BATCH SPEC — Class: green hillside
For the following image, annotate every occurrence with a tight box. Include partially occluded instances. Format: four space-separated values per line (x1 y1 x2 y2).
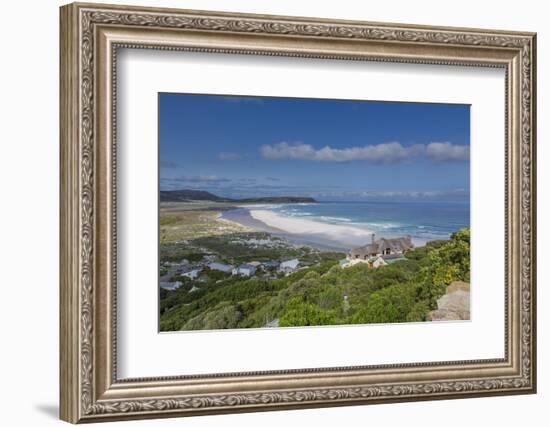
160 228 470 331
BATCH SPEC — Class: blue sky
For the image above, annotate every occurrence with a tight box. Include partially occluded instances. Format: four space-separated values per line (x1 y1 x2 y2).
159 93 470 201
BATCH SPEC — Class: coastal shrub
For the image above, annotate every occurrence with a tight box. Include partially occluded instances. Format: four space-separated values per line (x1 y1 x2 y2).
279 298 337 327
431 262 461 287
240 293 290 328
303 271 321 280
412 228 470 308
159 317 180 331
183 302 243 330
159 283 197 315
185 253 205 262
406 299 431 322
423 229 469 280
159 248 205 263
317 287 343 310
405 240 448 261
237 295 272 313
350 284 416 324
235 294 275 327
168 275 191 283
201 268 231 281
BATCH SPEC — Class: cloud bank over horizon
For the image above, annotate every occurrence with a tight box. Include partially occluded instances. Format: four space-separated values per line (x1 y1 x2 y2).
159 179 470 201
260 141 469 163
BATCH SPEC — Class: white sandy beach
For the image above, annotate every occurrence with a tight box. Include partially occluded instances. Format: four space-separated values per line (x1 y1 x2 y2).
249 209 375 248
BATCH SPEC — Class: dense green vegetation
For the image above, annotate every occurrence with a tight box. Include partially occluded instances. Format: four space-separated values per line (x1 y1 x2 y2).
160 228 470 331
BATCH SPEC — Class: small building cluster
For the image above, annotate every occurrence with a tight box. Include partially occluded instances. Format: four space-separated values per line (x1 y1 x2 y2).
231 258 301 277
342 234 413 269
161 256 303 291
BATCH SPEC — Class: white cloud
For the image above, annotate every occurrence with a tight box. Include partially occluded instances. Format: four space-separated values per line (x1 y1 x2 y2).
260 141 469 163
425 142 470 161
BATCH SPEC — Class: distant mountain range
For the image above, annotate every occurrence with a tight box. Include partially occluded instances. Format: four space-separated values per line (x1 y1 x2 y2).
160 189 317 204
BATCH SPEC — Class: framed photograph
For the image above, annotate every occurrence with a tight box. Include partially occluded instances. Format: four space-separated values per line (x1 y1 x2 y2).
60 2 537 423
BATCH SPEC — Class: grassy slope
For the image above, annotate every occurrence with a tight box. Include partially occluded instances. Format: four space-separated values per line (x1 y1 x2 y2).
160 203 247 243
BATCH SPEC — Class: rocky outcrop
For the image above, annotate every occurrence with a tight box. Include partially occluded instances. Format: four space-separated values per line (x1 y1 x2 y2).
427 281 470 321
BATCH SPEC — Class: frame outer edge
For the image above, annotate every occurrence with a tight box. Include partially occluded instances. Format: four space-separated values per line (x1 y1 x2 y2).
59 2 537 422
60 3 81 424
529 33 537 393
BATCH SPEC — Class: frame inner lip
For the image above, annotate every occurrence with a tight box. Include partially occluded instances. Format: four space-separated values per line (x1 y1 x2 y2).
109 42 511 383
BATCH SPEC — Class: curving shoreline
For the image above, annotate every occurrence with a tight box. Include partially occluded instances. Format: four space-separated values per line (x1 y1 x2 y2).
221 207 374 251
249 209 374 246
222 206 431 250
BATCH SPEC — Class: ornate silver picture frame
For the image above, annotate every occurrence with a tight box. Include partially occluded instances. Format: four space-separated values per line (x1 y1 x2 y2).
60 2 536 423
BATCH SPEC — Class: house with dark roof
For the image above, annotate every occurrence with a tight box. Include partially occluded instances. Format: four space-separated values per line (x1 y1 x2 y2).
348 234 413 260
232 263 257 277
278 258 300 275
208 262 234 273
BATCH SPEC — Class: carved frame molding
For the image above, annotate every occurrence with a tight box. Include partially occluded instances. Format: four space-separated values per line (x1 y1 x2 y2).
60 2 536 423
